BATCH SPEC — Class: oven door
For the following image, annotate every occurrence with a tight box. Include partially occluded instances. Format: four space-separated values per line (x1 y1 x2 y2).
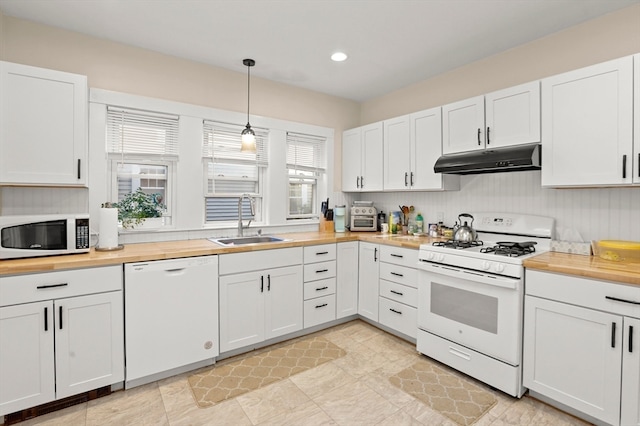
418 261 523 365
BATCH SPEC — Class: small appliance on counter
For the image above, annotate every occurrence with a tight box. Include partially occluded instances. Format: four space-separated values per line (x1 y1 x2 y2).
0 213 90 259
334 206 346 232
350 201 377 232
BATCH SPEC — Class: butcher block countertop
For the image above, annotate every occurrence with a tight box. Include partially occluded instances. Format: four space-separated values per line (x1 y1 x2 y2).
524 252 640 286
0 231 442 276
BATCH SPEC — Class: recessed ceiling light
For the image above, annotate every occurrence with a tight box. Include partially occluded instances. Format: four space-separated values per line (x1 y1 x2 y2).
331 52 348 62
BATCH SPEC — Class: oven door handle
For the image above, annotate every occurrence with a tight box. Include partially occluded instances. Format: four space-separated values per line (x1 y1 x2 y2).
421 263 519 289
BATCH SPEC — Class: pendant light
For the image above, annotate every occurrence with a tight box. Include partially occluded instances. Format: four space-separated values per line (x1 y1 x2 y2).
241 58 256 152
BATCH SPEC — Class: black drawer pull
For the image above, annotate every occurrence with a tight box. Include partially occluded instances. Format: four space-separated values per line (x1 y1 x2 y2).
390 290 404 296
630 325 634 353
390 253 403 258
315 303 328 309
390 272 404 277
316 251 329 255
605 296 640 305
44 307 48 331
316 269 329 273
316 286 329 291
59 306 63 330
611 322 616 348
390 308 402 315
37 283 69 290
261 275 264 292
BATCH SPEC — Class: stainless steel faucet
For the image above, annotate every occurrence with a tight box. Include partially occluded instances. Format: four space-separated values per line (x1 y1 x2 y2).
238 193 255 236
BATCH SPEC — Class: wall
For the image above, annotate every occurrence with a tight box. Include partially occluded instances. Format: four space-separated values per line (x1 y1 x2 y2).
356 4 640 243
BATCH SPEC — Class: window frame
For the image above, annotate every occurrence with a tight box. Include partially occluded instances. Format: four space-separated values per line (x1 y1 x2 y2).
286 132 327 221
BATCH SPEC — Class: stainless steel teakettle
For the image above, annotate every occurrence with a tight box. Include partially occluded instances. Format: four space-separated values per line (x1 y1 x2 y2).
453 213 477 242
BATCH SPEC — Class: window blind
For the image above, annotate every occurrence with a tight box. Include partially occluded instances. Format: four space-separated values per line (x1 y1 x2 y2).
107 107 179 157
286 132 326 173
203 121 268 166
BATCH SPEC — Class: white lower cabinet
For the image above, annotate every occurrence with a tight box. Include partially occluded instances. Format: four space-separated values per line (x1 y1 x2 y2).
358 242 380 321
336 241 359 318
377 246 418 338
303 244 337 328
0 267 123 416
523 270 640 426
219 248 303 353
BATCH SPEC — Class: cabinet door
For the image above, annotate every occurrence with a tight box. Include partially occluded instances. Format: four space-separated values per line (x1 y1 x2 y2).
265 265 303 340
634 54 640 184
336 241 359 319
55 291 124 399
358 242 379 321
361 122 384 191
219 271 265 352
622 316 640 426
342 128 362 191
383 115 411 190
523 296 622 425
0 301 55 416
541 56 633 186
442 95 485 154
0 61 87 186
485 81 540 149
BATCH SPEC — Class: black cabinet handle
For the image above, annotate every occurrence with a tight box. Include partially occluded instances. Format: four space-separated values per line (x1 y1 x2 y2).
623 155 627 179
37 283 68 290
390 290 404 296
404 172 408 187
316 269 329 274
630 325 634 353
390 308 402 315
316 251 329 255
486 127 490 145
77 159 81 179
390 253 403 258
267 274 271 291
410 172 414 186
611 322 616 348
638 153 640 178
477 128 481 145
605 296 640 305
261 275 264 293
316 286 329 291
59 306 63 330
374 247 378 262
315 303 328 309
44 307 48 331
390 272 404 277
361 176 364 188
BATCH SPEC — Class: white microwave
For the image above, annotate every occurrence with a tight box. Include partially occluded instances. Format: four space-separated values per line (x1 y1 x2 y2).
0 214 90 259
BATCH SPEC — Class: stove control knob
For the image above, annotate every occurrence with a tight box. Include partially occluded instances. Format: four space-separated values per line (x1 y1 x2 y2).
494 263 505 273
436 254 445 262
481 261 491 271
425 252 434 261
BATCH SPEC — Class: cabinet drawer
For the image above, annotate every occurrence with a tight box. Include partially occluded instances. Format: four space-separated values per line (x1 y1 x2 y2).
379 280 417 308
304 294 336 328
526 270 640 318
304 244 336 263
379 262 417 288
304 277 336 300
380 245 418 267
379 297 417 338
304 260 336 282
219 247 302 275
0 266 122 307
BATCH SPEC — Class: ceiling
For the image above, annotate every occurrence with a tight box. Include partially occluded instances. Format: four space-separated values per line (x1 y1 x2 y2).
1 0 638 102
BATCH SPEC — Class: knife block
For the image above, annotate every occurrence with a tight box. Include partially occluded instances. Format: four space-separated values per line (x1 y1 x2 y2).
319 217 334 233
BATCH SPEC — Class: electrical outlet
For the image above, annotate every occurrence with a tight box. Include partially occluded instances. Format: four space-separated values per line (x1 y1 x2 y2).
436 212 444 222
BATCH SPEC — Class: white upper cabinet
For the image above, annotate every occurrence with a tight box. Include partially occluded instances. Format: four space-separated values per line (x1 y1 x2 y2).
442 82 540 155
383 115 411 190
0 61 88 186
541 56 634 187
342 122 383 192
634 54 640 184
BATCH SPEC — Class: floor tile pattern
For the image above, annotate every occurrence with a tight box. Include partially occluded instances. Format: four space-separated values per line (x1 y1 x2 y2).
9 320 592 426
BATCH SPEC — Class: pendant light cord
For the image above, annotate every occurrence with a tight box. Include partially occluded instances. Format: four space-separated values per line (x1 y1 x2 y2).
246 64 250 125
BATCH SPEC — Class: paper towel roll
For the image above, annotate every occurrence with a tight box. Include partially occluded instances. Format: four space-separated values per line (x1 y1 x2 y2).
99 208 119 249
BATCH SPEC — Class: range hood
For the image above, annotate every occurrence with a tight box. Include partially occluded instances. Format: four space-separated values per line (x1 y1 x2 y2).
433 144 541 175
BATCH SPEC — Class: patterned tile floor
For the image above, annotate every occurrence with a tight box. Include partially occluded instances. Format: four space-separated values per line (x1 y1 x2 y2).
10 320 590 426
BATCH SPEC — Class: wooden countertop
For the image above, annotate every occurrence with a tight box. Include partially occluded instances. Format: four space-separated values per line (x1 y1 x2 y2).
0 231 442 276
524 251 640 286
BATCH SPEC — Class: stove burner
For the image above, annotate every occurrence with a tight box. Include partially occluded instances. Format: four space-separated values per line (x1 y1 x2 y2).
480 241 537 257
433 240 484 250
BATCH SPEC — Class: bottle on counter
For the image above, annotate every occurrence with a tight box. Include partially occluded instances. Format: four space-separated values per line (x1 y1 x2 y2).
415 213 424 234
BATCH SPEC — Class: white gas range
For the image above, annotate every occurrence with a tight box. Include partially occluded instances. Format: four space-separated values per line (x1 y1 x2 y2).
416 212 554 397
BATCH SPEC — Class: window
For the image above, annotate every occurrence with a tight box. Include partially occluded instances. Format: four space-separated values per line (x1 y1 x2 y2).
286 132 326 219
203 121 268 223
106 107 179 225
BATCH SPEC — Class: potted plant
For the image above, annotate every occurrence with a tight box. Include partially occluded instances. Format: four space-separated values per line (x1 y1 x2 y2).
106 188 165 229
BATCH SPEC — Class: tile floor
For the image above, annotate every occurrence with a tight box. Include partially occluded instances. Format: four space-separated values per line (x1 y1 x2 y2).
11 320 590 426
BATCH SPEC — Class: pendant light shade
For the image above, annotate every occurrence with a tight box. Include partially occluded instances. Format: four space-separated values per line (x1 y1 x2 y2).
241 58 256 153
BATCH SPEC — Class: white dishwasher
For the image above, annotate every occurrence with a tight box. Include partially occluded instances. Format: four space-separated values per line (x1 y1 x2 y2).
124 256 218 387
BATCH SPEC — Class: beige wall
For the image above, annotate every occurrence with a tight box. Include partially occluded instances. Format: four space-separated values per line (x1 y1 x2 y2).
361 3 640 124
0 15 361 191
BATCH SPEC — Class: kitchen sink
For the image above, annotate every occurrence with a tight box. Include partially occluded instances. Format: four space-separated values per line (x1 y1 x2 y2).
208 235 290 246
